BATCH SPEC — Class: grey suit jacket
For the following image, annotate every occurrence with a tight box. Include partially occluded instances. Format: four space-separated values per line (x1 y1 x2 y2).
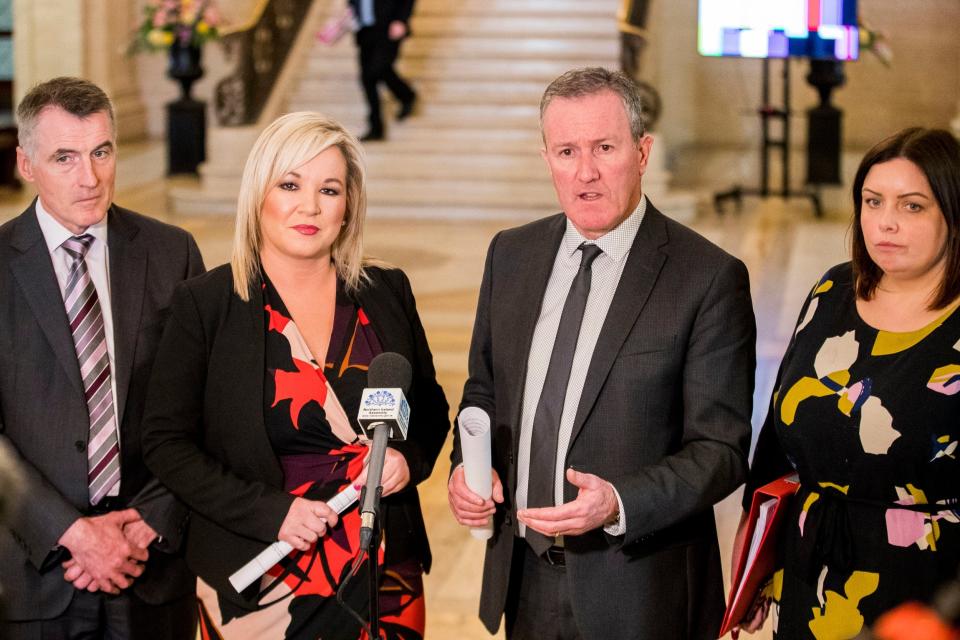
454 202 756 640
0 202 204 620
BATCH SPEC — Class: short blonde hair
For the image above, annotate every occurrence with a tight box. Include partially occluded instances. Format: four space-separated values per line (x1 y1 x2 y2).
231 111 369 300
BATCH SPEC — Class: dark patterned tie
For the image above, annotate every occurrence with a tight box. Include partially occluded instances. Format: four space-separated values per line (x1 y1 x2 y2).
526 242 603 555
61 235 120 505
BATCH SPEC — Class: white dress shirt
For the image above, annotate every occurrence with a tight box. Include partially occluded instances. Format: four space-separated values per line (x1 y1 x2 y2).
516 196 648 539
35 200 120 496
358 0 375 26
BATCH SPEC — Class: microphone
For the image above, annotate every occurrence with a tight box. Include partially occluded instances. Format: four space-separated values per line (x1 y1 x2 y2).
356 352 412 550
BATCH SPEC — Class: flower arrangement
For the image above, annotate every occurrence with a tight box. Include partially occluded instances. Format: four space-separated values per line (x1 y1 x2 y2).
131 0 221 52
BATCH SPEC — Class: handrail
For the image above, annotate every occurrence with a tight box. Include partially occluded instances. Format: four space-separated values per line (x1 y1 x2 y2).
214 0 314 126
219 0 272 37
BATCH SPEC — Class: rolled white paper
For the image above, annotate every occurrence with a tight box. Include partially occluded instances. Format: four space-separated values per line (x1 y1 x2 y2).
458 406 494 540
228 484 360 593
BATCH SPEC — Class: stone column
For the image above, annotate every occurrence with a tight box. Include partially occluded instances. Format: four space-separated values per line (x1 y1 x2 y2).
13 0 147 142
84 0 148 141
13 0 84 102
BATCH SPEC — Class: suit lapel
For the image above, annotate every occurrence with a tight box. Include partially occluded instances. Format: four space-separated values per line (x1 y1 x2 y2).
8 205 85 396
567 205 669 451
242 279 281 484
504 216 566 462
108 207 147 428
354 283 389 356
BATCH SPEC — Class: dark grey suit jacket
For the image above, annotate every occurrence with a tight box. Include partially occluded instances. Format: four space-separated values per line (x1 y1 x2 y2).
454 202 756 640
0 202 204 620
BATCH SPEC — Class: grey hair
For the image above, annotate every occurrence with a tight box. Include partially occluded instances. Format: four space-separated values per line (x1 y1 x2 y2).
16 77 116 157
539 67 646 143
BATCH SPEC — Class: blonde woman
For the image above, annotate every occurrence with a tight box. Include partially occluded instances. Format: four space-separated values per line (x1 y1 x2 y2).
142 112 448 638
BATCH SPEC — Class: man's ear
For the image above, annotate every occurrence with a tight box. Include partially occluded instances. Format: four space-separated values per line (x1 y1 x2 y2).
16 147 34 184
636 135 654 176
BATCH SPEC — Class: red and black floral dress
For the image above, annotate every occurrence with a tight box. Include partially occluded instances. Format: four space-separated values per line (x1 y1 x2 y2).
197 276 425 640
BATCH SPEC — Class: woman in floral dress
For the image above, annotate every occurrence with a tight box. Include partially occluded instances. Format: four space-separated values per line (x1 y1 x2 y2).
142 112 449 639
739 128 960 639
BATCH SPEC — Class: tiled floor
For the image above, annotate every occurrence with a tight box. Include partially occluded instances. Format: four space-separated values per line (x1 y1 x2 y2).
1 175 851 639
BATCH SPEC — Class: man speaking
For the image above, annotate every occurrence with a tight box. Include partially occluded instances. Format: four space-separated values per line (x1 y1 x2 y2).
448 67 756 639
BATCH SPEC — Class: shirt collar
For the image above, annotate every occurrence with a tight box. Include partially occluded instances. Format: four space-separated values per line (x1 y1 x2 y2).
561 196 647 265
35 198 109 254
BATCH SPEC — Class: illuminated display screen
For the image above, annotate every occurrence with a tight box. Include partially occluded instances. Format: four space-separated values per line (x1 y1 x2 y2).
698 0 858 60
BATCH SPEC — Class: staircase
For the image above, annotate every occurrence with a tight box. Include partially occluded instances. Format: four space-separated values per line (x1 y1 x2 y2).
283 0 621 219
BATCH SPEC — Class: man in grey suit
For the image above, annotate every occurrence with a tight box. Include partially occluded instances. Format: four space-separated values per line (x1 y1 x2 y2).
448 67 756 639
0 77 204 638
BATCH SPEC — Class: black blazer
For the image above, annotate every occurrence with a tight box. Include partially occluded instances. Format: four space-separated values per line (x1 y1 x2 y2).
141 263 449 608
0 202 204 620
455 203 756 640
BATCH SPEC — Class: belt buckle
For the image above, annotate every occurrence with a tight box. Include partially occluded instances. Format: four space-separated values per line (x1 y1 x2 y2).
542 546 565 566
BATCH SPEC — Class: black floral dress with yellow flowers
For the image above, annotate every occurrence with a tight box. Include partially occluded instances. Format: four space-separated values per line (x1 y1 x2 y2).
746 263 960 639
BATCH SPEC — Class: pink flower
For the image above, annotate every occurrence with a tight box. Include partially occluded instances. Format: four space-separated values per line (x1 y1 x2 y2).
885 508 928 548
202 5 220 27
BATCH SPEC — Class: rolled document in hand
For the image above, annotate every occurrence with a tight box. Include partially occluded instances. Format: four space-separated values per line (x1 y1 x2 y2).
458 406 493 540
228 484 360 593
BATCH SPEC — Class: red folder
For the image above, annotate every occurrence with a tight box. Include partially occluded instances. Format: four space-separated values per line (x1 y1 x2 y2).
719 473 800 638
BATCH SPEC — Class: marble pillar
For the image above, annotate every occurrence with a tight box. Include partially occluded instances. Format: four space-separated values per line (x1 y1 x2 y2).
13 0 147 142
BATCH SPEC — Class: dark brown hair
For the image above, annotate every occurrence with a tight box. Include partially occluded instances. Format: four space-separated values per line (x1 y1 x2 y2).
16 76 115 156
851 127 960 309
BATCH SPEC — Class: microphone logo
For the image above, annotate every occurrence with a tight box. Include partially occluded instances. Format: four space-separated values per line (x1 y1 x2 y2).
357 387 410 440
365 389 398 408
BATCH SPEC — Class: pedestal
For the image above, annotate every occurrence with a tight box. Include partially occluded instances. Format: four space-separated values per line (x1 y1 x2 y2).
167 99 206 175
805 60 845 186
806 105 842 185
166 43 206 175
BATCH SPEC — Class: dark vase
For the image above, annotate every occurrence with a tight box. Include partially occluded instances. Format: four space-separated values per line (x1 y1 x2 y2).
167 41 204 102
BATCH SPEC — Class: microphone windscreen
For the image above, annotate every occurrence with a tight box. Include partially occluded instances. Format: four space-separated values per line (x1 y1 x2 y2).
367 352 413 393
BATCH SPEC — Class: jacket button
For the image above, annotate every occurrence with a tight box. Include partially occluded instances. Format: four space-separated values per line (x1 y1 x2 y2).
505 515 512 526
75 440 85 452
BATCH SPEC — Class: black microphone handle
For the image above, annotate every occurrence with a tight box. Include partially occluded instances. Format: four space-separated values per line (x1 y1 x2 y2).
359 422 391 550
